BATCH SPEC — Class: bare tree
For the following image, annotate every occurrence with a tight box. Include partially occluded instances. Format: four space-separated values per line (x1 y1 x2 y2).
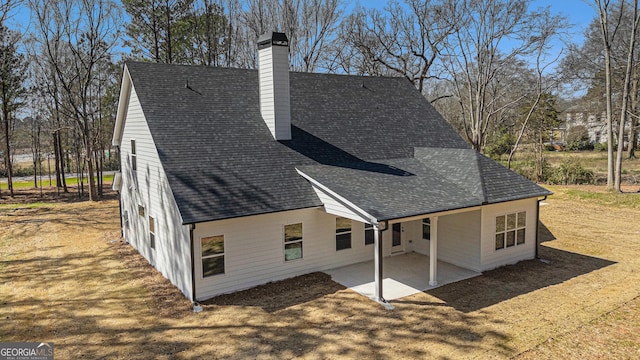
241 0 342 71
30 0 121 201
614 0 640 191
0 23 27 197
338 0 456 93
441 0 564 151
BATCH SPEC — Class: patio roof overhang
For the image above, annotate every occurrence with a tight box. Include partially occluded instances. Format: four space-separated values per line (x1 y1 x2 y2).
295 156 485 225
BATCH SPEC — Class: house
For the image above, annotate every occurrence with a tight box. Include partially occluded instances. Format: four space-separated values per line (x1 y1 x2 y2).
111 33 551 304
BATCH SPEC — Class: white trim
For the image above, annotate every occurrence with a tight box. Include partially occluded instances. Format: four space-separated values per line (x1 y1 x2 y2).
296 168 378 224
112 65 132 147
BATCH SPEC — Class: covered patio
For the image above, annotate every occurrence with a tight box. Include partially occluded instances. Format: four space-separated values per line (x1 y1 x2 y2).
325 252 481 301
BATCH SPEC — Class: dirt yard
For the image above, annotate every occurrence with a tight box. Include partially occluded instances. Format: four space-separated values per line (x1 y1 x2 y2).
1 186 639 359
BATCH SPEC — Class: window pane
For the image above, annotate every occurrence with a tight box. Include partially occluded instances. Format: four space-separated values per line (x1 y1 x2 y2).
507 213 517 230
284 242 302 261
495 233 505 250
506 230 515 247
138 205 145 217
131 139 136 154
364 225 374 245
284 223 302 242
202 235 224 257
336 217 352 233
132 155 137 171
392 223 401 246
202 256 224 277
149 216 155 232
336 233 352 250
422 223 431 240
517 212 526 228
496 215 505 232
517 229 525 245
150 233 155 249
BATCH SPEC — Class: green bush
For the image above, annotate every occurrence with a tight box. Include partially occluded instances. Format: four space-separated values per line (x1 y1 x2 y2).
511 154 551 183
547 157 594 185
566 125 593 151
593 142 607 152
486 132 515 160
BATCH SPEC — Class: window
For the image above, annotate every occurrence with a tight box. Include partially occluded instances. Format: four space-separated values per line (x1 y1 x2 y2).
202 235 225 277
336 217 352 250
495 211 526 250
284 223 303 261
364 223 374 245
422 218 431 240
149 216 156 249
131 139 137 171
138 205 145 217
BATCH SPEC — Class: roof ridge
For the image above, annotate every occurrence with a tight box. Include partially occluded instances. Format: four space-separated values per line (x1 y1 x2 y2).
473 151 489 204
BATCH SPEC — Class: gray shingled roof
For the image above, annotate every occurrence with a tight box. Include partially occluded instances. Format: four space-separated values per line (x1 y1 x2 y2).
125 61 549 224
297 149 551 221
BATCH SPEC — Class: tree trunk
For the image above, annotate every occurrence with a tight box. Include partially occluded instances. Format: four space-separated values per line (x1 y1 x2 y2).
615 0 639 192
2 93 13 197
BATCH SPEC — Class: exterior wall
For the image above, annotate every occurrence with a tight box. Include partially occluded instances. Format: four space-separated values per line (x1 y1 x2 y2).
119 83 193 300
480 198 539 271
193 208 376 300
437 210 482 272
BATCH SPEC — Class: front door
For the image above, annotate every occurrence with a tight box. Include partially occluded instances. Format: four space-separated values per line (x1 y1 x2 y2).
391 223 404 254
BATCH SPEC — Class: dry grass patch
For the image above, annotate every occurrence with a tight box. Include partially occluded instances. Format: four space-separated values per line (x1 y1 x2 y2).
1 185 639 358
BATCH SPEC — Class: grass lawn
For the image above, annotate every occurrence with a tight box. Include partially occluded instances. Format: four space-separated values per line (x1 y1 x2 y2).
1 186 639 358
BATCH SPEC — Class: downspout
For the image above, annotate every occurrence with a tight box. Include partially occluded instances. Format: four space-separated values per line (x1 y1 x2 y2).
189 223 197 302
535 196 547 259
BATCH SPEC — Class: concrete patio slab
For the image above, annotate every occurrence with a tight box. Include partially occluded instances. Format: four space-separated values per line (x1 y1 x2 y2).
325 252 481 300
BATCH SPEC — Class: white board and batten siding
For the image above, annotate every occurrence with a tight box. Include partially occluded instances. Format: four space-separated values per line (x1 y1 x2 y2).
119 80 193 300
193 208 376 300
480 198 539 271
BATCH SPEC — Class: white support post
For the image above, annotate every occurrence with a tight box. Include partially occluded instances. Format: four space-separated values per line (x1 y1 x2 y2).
374 223 383 302
429 216 438 286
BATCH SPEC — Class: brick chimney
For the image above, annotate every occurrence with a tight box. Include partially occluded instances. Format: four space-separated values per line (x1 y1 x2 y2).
258 32 291 140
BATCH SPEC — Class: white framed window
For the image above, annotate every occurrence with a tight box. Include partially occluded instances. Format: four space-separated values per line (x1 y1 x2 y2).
131 139 137 171
202 235 225 277
422 218 431 240
336 217 352 251
149 216 156 249
364 223 374 245
284 223 303 261
138 205 145 217
495 211 526 250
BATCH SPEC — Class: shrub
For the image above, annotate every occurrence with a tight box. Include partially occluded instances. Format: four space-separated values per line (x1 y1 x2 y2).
566 125 593 151
511 154 551 183
547 157 594 185
593 142 607 152
486 132 515 160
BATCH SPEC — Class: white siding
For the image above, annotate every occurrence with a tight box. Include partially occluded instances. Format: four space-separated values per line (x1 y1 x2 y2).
480 198 538 271
193 208 376 299
437 211 482 272
411 219 431 256
310 186 370 223
119 83 193 300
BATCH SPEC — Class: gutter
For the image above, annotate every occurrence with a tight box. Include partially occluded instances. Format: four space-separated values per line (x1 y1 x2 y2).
535 196 548 259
